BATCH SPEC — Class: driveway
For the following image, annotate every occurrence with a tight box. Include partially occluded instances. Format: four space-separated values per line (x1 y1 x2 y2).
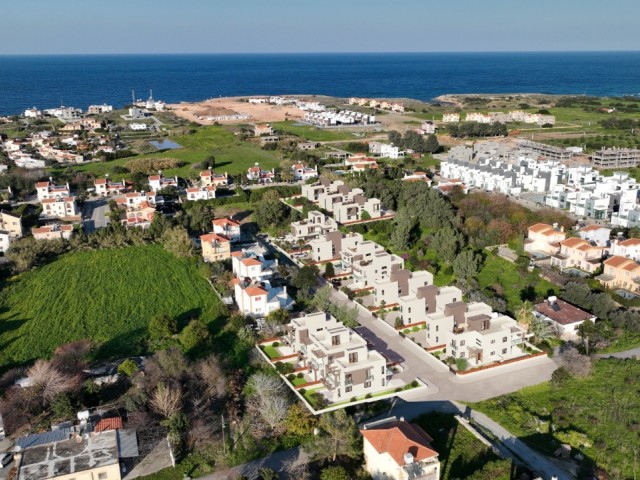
199 447 301 480
82 198 111 233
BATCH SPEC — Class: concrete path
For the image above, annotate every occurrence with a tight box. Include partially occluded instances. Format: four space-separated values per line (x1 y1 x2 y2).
198 447 300 480
596 347 640 359
82 198 110 233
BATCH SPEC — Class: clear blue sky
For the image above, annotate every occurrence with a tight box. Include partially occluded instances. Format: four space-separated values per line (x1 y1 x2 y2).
1 0 639 54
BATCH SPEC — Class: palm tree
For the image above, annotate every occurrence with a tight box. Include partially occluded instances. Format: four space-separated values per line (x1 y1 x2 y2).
515 300 535 329
528 317 555 344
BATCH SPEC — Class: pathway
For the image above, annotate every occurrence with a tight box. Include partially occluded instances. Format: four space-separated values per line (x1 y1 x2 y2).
198 447 300 480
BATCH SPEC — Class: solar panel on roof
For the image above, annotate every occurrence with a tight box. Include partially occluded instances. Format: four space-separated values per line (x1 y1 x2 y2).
16 428 71 449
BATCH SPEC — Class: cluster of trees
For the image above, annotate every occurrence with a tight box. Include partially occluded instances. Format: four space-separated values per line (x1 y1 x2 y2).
254 189 301 232
447 122 508 138
388 130 440 154
600 117 640 130
127 157 183 175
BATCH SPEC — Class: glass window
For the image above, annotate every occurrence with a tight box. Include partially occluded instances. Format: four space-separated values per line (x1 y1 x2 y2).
365 381 371 388
332 335 340 346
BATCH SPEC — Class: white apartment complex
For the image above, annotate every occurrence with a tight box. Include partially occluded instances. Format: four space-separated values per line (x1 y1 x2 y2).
301 179 383 223
289 210 338 243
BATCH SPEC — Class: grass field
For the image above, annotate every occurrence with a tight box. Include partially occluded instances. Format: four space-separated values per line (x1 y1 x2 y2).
270 121 366 142
50 125 281 180
0 245 226 369
413 413 513 480
477 254 558 313
470 358 640 479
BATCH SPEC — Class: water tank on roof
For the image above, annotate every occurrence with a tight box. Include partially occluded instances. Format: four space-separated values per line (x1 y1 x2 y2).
77 410 90 421
404 452 414 465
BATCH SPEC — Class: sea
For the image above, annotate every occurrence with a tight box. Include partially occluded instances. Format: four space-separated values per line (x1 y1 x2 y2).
0 51 639 115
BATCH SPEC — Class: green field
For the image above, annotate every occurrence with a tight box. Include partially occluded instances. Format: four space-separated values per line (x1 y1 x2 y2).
0 245 226 369
50 125 281 180
470 359 640 479
477 254 558 313
413 413 512 480
270 121 366 142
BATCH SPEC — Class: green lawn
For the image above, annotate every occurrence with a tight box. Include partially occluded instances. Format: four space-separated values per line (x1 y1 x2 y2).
413 413 513 480
477 254 558 313
470 358 640 479
50 125 281 180
0 245 227 369
270 121 364 142
262 344 280 359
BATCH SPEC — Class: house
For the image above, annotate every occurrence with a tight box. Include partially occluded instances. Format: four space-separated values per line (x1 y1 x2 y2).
24 107 42 119
401 285 461 327
419 121 437 135
596 255 640 294
402 171 431 184
148 173 178 192
424 293 526 367
212 217 242 243
298 142 319 150
17 429 137 480
534 296 596 337
253 124 274 136
32 224 74 240
285 312 389 400
291 163 318 182
87 104 113 114
369 142 402 159
117 191 158 208
373 269 434 309
200 233 231 262
611 237 640 262
442 113 460 123
247 163 275 183
60 118 102 132
361 418 440 480
186 186 217 201
290 211 338 243
578 225 611 247
0 210 24 238
342 240 404 289
129 122 148 131
123 201 156 229
14 157 46 169
435 178 467 196
309 231 363 263
35 180 71 202
95 177 129 197
549 237 605 274
231 251 277 281
41 197 80 219
233 278 294 318
200 169 229 188
524 223 566 258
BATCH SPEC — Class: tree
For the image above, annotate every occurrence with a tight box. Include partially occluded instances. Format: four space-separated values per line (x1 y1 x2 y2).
388 130 402 146
514 300 535 328
247 373 291 433
118 359 139 377
149 314 177 341
360 210 371 220
560 346 592 378
284 402 317 437
179 319 210 351
424 134 440 153
162 227 194 258
51 340 93 375
196 354 227 399
266 308 290 325
320 466 350 480
311 409 360 462
150 383 183 418
27 360 78 405
255 190 288 230
292 265 320 294
452 249 483 279
324 262 335 278
312 285 333 312
389 207 417 251
187 202 215 233
431 226 464 264
528 316 555 344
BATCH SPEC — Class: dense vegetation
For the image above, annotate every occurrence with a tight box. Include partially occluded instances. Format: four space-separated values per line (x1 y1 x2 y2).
0 245 227 368
471 359 640 479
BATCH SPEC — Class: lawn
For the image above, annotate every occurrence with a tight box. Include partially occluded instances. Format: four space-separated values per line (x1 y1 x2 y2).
477 253 558 313
413 413 513 480
50 125 281 180
469 358 640 479
0 245 227 370
270 121 364 142
261 344 280 359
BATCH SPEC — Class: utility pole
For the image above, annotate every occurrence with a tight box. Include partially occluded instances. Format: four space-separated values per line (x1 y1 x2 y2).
221 414 227 455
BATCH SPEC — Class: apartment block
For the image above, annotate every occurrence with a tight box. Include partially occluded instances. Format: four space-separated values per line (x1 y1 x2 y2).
373 269 434 307
591 148 640 169
285 312 389 399
290 210 338 243
309 231 363 263
41 197 79 219
35 180 71 202
200 233 231 262
341 240 404 289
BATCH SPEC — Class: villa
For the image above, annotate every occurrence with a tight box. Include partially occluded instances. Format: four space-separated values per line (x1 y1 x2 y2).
232 278 294 318
291 163 318 181
212 217 242 243
35 180 71 202
524 223 566 258
200 169 229 188
247 163 275 183
32 224 74 241
148 173 178 192
41 197 80 219
186 185 217 201
596 255 640 295
534 296 596 338
549 237 605 274
231 250 277 281
94 177 129 197
200 232 231 262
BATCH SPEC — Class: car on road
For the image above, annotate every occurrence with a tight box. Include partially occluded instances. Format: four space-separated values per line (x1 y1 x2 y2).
1 453 13 467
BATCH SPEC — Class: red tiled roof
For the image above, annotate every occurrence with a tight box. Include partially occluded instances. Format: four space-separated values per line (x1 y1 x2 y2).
529 223 554 234
200 233 230 243
560 237 587 248
534 299 594 325
604 255 635 268
245 286 267 297
620 238 640 247
148 175 161 181
213 218 240 228
241 258 262 266
36 182 50 188
580 224 606 232
94 417 123 432
360 421 438 466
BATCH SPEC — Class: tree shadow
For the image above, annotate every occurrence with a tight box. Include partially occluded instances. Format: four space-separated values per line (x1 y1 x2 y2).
94 328 147 360
520 285 537 302
176 307 203 331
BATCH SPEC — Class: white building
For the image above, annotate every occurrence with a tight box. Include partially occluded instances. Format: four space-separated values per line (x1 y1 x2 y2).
369 142 402 159
361 418 440 480
32 223 74 240
291 163 318 181
212 217 241 243
231 251 277 281
24 107 42 119
233 278 294 318
95 177 128 197
41 197 79 219
186 186 216 201
129 123 148 131
577 224 611 247
148 173 178 192
36 180 71 202
285 312 389 399
309 231 363 263
341 240 404 289
88 104 114 114
534 297 596 338
441 113 460 123
290 211 338 243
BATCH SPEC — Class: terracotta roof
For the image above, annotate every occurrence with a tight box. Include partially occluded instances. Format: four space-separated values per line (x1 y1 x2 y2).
561 237 588 248
528 223 554 234
148 175 161 181
245 286 267 297
604 255 635 268
360 421 438 467
36 182 50 188
231 278 241 285
534 299 594 325
200 233 230 243
620 238 640 247
213 218 240 228
241 258 262 266
623 261 640 272
94 178 107 185
94 417 123 433
580 224 606 232
200 170 212 177
231 251 243 257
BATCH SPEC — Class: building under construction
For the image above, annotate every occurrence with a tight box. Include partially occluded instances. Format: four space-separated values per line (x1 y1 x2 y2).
517 139 574 161
590 148 640 169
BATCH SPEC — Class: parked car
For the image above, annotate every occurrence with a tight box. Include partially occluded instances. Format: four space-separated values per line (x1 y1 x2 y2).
1 453 13 467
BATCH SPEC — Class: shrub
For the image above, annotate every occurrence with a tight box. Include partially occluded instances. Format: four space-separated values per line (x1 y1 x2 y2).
296 372 304 379
350 396 357 403
365 393 372 399
394 387 402 393
299 388 306 395
273 341 280 347
117 359 139 377
455 358 469 371
394 318 404 328
410 380 419 388
412 326 420 332
403 329 411 334
275 362 295 375
287 374 296 382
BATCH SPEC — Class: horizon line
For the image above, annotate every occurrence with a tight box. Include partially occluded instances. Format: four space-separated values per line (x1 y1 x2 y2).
1 49 640 57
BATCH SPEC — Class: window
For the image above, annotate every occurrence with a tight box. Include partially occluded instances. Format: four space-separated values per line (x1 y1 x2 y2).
381 290 385 295
502 348 508 354
408 307 412 313
98 474 108 480
453 298 457 302
491 339 496 344
436 325 439 332
364 381 371 388
502 336 508 343
490 351 495 356
332 335 340 346
345 374 353 385
348 352 358 363
436 336 439 343
460 340 465 346
345 385 352 393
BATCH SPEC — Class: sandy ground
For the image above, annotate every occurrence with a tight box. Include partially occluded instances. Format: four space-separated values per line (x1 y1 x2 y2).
168 97 306 125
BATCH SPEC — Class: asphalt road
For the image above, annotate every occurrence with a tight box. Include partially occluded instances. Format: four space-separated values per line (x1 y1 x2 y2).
82 198 111 233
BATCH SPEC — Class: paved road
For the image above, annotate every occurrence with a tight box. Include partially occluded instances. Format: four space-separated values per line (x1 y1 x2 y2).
596 347 640 359
82 198 110 233
326 285 558 402
199 447 300 480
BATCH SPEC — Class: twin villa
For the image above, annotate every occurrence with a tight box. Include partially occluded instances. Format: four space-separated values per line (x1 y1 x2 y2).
301 179 384 223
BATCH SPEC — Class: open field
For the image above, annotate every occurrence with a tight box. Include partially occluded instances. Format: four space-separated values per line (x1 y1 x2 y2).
50 125 281 180
470 358 640 479
270 121 369 142
413 413 513 480
0 245 226 369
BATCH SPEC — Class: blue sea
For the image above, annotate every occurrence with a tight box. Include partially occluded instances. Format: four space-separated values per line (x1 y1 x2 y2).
0 52 639 115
